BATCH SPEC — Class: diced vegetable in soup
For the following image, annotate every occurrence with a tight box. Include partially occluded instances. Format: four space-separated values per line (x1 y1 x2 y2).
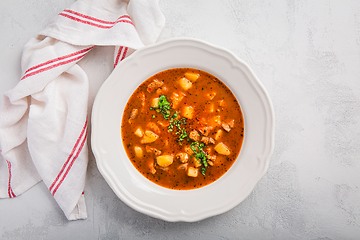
121 68 244 190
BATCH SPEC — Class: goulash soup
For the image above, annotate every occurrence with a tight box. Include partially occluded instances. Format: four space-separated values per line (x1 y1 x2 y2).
121 68 244 190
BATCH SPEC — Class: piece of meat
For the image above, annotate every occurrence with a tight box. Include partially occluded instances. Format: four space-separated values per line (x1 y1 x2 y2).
189 130 200 141
137 92 145 110
198 126 213 136
184 146 194 155
222 123 231 132
128 108 138 123
156 86 169 95
222 119 235 132
176 152 189 163
201 137 209 145
147 79 163 93
207 155 216 161
149 162 156 174
228 119 235 128
201 137 216 145
205 147 213 155
158 166 169 171
146 146 162 156
177 163 188 171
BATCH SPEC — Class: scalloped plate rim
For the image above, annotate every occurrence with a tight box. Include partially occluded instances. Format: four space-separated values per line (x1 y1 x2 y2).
91 37 275 222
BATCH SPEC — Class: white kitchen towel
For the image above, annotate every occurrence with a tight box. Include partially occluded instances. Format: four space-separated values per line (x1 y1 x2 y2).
0 0 165 220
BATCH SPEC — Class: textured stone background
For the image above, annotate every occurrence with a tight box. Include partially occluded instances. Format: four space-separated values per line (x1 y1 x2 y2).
1 0 360 239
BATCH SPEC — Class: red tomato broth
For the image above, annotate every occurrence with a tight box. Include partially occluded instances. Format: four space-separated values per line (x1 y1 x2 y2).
121 68 244 190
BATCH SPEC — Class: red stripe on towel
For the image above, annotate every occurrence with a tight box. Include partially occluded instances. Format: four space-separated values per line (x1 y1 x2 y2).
59 13 133 28
114 47 128 68
52 127 87 196
49 119 87 195
21 48 92 81
23 46 94 76
114 46 124 68
63 9 131 25
6 160 16 198
120 47 128 62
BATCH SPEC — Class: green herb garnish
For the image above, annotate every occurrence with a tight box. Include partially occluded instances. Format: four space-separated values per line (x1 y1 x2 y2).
190 141 209 175
150 95 171 119
150 95 190 146
168 114 188 144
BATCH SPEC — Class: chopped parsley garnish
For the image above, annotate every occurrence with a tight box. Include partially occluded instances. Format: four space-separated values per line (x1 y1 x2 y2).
190 141 209 175
168 114 188 145
150 95 189 145
149 94 209 175
150 95 171 119
150 95 210 175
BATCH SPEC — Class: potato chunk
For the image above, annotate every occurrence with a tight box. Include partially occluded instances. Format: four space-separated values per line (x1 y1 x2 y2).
214 142 231 155
134 146 143 158
170 92 186 109
184 72 200 82
209 115 221 127
214 129 223 140
182 106 194 119
134 127 144 137
150 97 159 108
146 122 161 135
179 77 192 90
140 130 159 144
193 158 202 168
156 155 174 167
187 167 198 177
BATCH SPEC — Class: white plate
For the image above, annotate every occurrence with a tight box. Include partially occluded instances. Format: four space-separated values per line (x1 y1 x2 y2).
91 38 275 222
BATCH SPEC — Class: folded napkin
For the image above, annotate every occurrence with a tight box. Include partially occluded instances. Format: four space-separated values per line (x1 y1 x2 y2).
0 0 165 220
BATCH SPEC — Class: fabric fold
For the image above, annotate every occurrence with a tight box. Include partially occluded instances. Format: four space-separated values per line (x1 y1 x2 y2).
0 0 165 220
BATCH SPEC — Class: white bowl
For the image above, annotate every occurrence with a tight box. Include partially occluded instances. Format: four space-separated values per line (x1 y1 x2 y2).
91 38 275 222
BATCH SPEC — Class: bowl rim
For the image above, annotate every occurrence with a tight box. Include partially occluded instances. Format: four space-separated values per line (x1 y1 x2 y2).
91 37 275 222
